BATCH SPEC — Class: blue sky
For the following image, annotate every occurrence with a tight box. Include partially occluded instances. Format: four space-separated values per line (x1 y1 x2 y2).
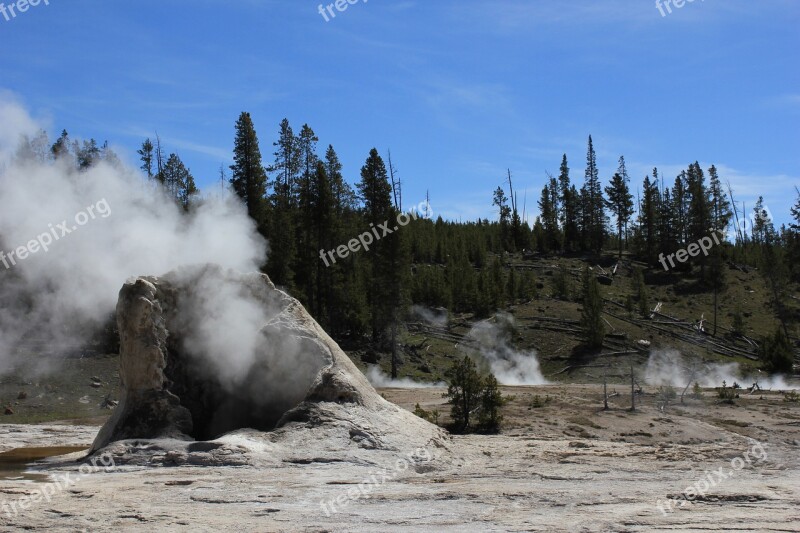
1 0 798 225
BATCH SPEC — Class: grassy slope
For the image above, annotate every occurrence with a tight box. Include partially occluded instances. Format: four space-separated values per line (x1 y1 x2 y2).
357 251 798 385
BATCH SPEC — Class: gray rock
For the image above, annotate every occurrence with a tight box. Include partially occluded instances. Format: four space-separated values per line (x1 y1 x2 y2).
91 264 447 462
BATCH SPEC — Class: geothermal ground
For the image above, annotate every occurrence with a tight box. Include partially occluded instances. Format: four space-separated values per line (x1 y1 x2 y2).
1 384 799 532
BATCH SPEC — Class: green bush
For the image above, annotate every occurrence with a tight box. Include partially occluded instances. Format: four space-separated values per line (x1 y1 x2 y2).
413 403 440 425
692 382 702 399
530 394 551 408
717 381 738 404
444 356 510 434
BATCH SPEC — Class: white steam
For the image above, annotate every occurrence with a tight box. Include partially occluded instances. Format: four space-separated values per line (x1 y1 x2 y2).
175 269 271 387
409 305 448 328
365 365 443 388
465 312 548 386
0 97 267 376
644 349 796 390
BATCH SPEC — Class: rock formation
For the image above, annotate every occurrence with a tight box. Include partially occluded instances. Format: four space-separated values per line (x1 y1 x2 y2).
91 265 447 464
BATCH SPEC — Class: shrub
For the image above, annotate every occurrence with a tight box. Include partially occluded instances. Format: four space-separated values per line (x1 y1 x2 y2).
413 403 440 425
657 386 677 402
692 382 702 399
530 394 551 408
553 266 570 300
717 381 738 404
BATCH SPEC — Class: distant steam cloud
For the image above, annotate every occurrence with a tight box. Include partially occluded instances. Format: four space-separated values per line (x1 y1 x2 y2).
644 349 795 390
409 305 448 328
364 366 443 389
464 312 548 386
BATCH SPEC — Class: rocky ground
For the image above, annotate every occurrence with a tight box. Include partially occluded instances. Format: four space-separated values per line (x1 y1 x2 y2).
1 384 798 532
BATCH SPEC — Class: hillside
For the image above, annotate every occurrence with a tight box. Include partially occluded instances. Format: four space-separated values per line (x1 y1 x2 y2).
357 251 799 387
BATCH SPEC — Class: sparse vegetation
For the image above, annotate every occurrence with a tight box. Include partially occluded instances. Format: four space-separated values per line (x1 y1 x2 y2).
413 403 440 425
692 382 703 399
784 391 799 403
717 381 738 404
553 265 571 300
656 386 677 411
529 394 551 408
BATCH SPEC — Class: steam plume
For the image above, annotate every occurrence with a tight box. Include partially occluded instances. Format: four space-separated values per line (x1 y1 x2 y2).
644 349 795 390
0 96 267 377
365 366 443 388
464 312 548 386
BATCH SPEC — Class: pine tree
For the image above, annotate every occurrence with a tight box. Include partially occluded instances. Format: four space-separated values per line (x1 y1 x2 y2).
358 148 405 352
538 177 560 252
160 153 197 209
325 145 357 214
51 129 70 159
584 136 606 253
656 168 675 258
229 112 269 232
686 162 711 275
581 266 605 349
267 119 300 286
638 175 660 264
672 171 689 246
271 119 301 204
445 356 484 432
752 196 774 245
604 168 634 258
708 165 732 232
154 134 165 182
295 124 320 310
558 155 580 252
493 187 512 251
75 139 100 170
478 374 508 434
322 144 362 335
787 188 800 282
310 161 334 325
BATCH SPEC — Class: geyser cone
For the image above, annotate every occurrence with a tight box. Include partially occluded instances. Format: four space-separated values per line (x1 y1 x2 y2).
92 265 445 457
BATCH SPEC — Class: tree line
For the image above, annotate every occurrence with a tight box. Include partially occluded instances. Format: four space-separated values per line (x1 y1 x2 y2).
12 120 797 376
135 119 795 372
